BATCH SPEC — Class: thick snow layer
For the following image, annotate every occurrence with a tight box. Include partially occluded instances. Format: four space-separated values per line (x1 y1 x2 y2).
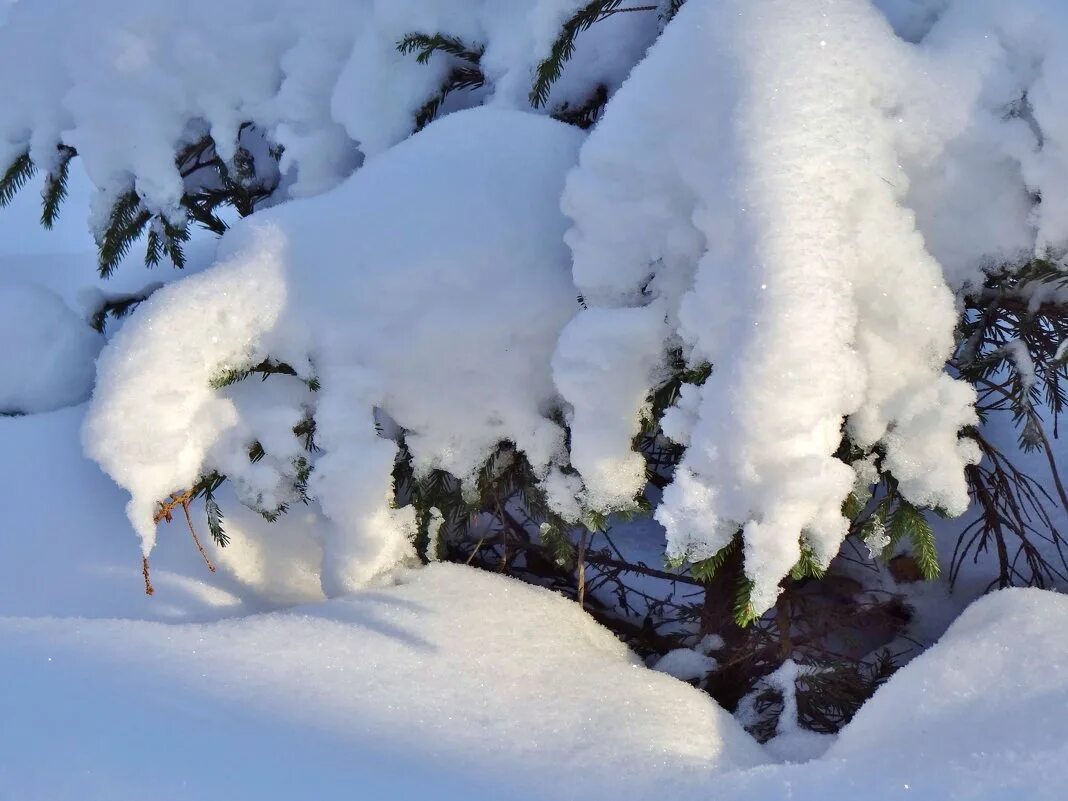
0 563 766 801
555 0 994 612
0 0 655 218
706 588 1068 797
0 282 103 413
84 108 584 595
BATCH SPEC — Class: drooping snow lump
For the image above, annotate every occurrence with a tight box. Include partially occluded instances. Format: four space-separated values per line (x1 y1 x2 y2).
554 0 985 613
84 108 585 595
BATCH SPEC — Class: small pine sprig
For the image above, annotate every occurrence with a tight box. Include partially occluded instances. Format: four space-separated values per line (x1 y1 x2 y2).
530 2 658 109
789 542 827 581
98 190 152 277
889 500 940 580
41 145 76 228
398 33 486 132
689 538 738 583
88 283 161 333
0 151 36 207
540 521 577 568
189 469 229 548
397 33 485 65
209 357 302 390
551 83 609 130
732 575 758 627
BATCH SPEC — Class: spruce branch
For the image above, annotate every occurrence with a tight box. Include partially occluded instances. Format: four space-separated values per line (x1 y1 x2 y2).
0 151 35 207
98 190 151 277
530 2 656 108
41 145 76 228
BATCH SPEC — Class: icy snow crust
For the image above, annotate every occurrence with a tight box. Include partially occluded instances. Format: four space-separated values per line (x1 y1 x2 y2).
84 108 584 595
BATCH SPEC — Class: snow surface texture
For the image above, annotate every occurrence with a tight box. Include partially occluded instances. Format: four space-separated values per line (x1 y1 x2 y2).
84 108 584 596
0 0 655 219
0 283 103 413
555 0 1068 612
2 555 1064 799
0 563 767 801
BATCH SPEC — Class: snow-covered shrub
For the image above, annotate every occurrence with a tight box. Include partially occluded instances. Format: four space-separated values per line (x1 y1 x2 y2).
83 108 584 595
2 0 1067 642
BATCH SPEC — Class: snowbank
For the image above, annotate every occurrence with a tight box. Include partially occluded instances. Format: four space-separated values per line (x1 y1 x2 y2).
0 283 103 414
711 587 1068 799
0 563 765 801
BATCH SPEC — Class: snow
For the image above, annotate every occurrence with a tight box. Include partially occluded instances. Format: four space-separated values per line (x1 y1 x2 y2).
555 0 984 613
0 282 103 414
84 108 584 596
0 562 766 801
653 647 718 682
707 588 1068 796
1 2 1068 797
0 0 656 222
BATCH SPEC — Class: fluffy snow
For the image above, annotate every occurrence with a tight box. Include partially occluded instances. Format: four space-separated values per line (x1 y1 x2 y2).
0 282 103 414
653 647 718 682
0 563 766 800
0 0 655 222
556 0 1068 612
84 108 584 595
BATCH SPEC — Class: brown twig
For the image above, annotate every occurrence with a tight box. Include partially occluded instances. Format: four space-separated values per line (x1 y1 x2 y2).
142 555 154 596
154 489 216 575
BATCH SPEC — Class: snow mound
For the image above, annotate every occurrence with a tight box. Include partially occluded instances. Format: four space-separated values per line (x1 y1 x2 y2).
0 282 103 414
84 108 584 596
0 563 765 801
712 588 1068 798
829 587 1068 772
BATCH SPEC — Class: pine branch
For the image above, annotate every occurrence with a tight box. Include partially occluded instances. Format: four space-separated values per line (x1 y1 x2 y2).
41 145 76 228
397 33 485 65
209 357 302 389
531 2 657 108
88 283 162 333
0 151 36 207
690 538 739 583
98 190 151 277
551 83 609 129
890 500 940 580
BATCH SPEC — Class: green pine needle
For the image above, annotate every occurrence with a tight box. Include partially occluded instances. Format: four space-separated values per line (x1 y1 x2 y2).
732 575 758 627
889 500 940 580
0 151 36 207
40 145 75 228
530 1 624 108
690 538 738 584
98 190 151 277
789 542 827 581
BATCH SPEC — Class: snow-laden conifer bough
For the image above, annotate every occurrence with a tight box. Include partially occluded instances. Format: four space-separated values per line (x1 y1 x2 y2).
31 0 1060 613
